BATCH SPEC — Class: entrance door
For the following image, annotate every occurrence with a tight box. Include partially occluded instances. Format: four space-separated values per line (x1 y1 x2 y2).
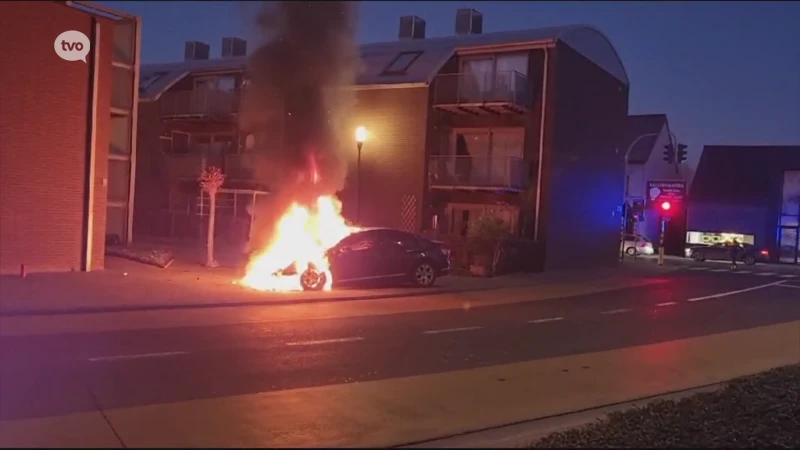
778 227 798 263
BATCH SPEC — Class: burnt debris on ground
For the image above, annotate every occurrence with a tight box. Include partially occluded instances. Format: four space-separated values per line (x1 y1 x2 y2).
531 364 800 448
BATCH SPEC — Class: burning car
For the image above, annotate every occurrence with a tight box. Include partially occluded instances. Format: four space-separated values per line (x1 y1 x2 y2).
275 228 451 291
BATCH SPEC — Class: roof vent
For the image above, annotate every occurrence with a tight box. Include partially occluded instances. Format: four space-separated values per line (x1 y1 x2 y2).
399 15 426 40
455 8 483 35
221 37 247 58
184 41 210 61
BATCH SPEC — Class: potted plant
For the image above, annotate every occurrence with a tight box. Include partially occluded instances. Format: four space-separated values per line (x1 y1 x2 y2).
466 209 510 277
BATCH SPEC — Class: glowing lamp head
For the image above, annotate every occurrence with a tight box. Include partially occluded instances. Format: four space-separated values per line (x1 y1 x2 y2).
355 126 367 144
660 201 672 211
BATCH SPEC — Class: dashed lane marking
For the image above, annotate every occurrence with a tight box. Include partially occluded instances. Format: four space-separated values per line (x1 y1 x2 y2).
710 269 730 273
757 272 776 276
688 267 709 271
779 274 798 278
89 351 189 362
656 302 677 307
601 308 631 315
422 326 483 335
286 337 364 346
776 283 800 289
687 281 786 302
527 317 565 324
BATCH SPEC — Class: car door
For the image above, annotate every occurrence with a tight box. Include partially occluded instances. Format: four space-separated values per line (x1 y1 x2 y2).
328 231 382 283
373 230 422 279
706 243 729 259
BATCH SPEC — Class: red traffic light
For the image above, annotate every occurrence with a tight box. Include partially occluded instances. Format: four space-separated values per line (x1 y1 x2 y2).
660 201 672 211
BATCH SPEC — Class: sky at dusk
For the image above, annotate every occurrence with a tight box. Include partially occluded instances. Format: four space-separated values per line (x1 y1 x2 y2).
103 1 800 169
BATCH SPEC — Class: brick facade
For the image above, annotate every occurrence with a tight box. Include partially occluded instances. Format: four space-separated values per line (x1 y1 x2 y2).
0 2 114 274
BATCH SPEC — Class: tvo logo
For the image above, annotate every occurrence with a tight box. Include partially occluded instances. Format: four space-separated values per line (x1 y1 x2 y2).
54 30 90 63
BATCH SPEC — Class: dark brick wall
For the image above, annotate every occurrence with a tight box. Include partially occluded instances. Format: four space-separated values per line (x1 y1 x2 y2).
540 42 629 271
0 2 113 274
344 87 430 231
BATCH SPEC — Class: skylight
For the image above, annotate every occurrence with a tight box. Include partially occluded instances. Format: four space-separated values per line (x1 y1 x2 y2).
381 51 423 75
140 72 167 90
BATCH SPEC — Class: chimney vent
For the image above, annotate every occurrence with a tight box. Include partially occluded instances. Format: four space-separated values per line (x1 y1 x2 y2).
399 15 426 40
455 9 483 35
184 41 210 61
221 37 247 58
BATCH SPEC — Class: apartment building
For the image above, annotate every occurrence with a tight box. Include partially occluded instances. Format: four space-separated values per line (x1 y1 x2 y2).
134 9 630 270
0 1 140 274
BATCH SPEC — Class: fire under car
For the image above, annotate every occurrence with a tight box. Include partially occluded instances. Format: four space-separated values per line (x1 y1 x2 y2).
282 227 451 291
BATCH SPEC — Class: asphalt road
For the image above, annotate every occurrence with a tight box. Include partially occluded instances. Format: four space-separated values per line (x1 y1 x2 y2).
1 269 799 421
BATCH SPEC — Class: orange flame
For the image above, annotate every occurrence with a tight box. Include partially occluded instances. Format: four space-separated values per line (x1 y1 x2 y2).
241 195 356 292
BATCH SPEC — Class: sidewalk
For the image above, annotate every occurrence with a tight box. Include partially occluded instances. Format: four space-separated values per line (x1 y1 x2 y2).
0 257 673 317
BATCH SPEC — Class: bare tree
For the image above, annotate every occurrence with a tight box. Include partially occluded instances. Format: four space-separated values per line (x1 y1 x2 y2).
199 166 226 268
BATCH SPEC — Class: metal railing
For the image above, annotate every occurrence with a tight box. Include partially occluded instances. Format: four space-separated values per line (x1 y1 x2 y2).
433 70 531 107
428 155 529 191
160 89 240 118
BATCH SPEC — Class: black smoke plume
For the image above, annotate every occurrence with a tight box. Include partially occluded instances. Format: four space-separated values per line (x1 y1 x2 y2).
240 1 360 253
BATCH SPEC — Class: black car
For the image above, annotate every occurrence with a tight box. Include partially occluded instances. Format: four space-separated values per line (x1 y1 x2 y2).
686 243 769 265
297 227 451 291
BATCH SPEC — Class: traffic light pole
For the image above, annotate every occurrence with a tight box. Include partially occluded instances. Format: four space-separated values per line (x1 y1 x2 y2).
658 216 666 266
619 201 627 261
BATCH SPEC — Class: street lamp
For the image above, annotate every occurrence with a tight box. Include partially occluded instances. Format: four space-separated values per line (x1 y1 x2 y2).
355 126 367 223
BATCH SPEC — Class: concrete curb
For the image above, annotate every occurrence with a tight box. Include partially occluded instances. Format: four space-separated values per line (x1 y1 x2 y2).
398 382 726 449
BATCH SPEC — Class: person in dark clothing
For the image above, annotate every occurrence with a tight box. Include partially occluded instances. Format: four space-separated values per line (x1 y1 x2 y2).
729 239 742 269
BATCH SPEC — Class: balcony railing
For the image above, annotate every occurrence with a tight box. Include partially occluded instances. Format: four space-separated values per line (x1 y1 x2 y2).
428 155 529 191
433 70 531 113
160 89 240 118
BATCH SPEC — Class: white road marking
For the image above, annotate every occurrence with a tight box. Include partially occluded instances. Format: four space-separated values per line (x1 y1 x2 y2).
527 317 565 324
286 337 364 346
756 272 775 276
779 274 797 278
422 326 483 335
776 283 800 289
710 269 730 273
601 308 631 315
688 267 709 271
687 281 786 302
737 270 751 274
656 302 677 307
89 351 189 362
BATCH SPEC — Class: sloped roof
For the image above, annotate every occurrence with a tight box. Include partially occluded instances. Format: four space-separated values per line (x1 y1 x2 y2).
140 24 629 102
690 145 800 205
623 114 667 164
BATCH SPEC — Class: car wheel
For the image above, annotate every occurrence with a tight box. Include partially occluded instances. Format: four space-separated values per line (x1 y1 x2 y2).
412 262 437 287
300 269 327 291
692 252 705 262
743 255 756 266
625 247 637 256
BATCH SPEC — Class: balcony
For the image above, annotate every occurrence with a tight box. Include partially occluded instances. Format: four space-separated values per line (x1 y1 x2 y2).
224 153 260 181
433 70 531 116
162 153 206 180
428 155 529 192
160 89 240 120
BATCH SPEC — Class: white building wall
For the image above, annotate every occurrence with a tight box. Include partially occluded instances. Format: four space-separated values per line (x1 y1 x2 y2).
626 124 691 241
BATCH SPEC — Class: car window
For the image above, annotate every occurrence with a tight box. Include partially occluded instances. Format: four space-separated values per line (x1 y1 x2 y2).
337 231 378 251
378 229 423 248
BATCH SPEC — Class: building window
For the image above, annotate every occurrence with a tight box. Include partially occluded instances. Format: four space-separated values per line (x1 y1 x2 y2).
781 170 800 218
110 116 131 155
382 51 423 75
171 131 190 155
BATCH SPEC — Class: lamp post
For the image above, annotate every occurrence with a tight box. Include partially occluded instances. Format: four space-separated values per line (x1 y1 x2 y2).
355 126 367 224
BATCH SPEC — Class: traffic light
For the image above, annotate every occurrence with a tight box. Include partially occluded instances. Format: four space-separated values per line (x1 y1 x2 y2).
676 144 688 163
663 144 675 163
